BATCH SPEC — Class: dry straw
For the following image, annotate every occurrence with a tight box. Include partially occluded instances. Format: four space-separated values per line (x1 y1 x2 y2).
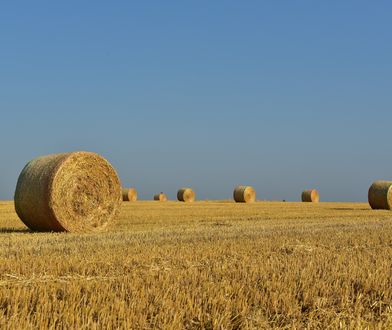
368 181 392 210
177 188 195 202
154 193 167 201
233 186 256 203
122 188 138 202
14 151 122 232
301 189 320 203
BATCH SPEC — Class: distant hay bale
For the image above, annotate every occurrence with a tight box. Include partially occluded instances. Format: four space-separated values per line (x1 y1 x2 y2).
233 186 256 203
177 188 195 202
301 189 320 203
14 151 122 232
154 193 167 201
122 188 138 202
368 181 392 210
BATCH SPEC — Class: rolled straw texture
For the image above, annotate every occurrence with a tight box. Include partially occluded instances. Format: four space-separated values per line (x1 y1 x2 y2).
122 188 138 202
233 186 256 203
177 188 195 202
14 151 122 232
301 189 320 203
368 181 392 210
154 193 167 201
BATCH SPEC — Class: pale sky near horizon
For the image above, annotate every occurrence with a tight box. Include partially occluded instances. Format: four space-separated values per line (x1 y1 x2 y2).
0 1 391 201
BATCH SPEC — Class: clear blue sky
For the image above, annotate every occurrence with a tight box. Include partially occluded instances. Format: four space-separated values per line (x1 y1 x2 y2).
0 1 391 201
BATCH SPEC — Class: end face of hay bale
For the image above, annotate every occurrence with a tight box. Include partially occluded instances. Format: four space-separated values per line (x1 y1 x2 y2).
301 189 320 203
14 151 122 232
177 188 195 202
154 193 167 201
368 181 392 210
233 186 256 203
122 188 138 202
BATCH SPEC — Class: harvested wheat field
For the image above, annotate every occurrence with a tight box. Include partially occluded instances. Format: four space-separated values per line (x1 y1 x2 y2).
1 200 392 328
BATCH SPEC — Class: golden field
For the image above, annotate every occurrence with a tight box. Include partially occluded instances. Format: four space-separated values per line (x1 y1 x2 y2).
1 200 392 329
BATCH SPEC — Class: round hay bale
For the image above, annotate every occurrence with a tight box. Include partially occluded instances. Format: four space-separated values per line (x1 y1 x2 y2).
368 181 392 210
14 151 122 232
154 192 167 201
301 189 320 203
233 186 256 203
122 188 138 202
177 188 195 202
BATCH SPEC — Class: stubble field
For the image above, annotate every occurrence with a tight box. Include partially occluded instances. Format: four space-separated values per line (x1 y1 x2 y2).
1 200 392 329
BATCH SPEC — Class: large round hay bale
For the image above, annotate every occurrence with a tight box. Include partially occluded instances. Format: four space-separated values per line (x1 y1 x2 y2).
14 151 122 232
122 188 138 202
368 181 392 210
301 189 320 203
233 186 256 203
154 192 167 201
177 188 195 202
